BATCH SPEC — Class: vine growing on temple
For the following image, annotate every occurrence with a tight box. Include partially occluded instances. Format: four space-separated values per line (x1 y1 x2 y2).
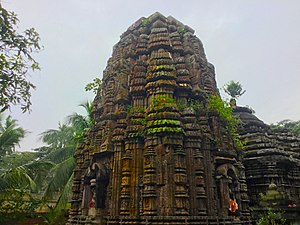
207 95 244 148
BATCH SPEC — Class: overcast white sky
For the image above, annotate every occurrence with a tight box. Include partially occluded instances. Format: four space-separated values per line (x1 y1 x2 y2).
2 0 300 151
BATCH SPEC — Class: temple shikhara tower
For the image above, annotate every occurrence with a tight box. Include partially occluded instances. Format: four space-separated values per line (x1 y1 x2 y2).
68 12 300 225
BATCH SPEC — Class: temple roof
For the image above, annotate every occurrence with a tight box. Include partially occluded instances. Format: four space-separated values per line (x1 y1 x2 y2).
233 106 268 128
121 12 195 38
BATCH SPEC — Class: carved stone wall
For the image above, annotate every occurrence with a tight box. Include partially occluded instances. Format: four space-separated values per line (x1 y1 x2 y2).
69 12 252 225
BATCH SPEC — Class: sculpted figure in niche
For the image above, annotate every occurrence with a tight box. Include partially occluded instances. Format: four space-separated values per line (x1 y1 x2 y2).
216 164 240 217
82 161 111 211
109 58 130 103
186 54 202 94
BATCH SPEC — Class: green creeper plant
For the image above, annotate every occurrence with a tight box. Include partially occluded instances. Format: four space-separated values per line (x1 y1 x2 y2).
207 95 244 148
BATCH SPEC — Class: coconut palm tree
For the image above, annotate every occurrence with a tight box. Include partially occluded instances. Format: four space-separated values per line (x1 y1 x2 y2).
0 103 94 223
41 101 93 196
0 115 55 220
0 114 26 158
0 121 74 223
66 101 93 143
40 123 74 149
40 101 94 224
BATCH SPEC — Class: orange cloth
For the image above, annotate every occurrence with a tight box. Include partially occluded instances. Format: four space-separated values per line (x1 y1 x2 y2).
229 198 238 213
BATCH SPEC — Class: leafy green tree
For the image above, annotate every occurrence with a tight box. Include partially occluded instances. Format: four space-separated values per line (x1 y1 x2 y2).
0 114 52 221
224 80 246 100
40 101 93 199
0 114 25 157
0 158 53 192
0 151 36 169
0 4 41 113
85 78 102 94
270 119 300 136
38 123 76 199
0 151 53 193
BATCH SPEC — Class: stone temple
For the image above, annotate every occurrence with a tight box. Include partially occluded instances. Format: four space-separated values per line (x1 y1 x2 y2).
68 12 300 224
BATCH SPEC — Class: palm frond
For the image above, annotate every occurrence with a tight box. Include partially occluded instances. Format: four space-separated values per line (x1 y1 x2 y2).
24 160 55 188
0 159 54 192
43 157 75 200
40 124 75 148
0 115 26 157
0 151 37 170
0 165 36 191
66 113 88 132
46 173 74 225
53 172 74 211
42 146 75 164
79 101 93 117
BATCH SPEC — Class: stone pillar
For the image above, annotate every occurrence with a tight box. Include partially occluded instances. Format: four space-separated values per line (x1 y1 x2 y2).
173 143 189 215
120 148 131 215
143 137 158 215
110 142 123 216
218 177 230 216
202 138 216 216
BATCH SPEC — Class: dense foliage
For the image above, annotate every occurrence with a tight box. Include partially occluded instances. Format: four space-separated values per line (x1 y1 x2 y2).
0 115 53 222
257 210 286 225
0 102 93 224
270 119 300 136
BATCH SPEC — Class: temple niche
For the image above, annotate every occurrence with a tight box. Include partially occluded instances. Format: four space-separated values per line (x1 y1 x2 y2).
68 12 300 225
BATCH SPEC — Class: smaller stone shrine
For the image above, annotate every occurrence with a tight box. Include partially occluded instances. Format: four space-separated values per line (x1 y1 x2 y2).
234 106 300 221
